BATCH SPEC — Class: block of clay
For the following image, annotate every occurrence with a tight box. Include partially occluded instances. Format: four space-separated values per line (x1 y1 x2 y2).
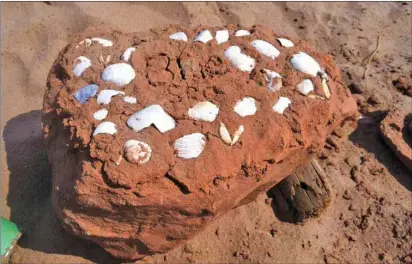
42 25 357 260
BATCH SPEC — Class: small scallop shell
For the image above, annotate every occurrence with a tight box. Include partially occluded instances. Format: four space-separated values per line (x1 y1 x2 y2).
235 30 251 37
127 105 176 133
231 125 244 146
123 96 137 104
188 101 219 122
215 30 229 44
277 38 294 48
124 139 152 164
272 97 292 114
219 122 232 145
194 30 213 43
73 84 99 104
73 56 91 77
97 90 125 105
101 63 136 86
93 121 117 136
93 109 108 120
264 69 283 92
169 32 188 41
174 133 206 159
297 79 314 95
224 46 255 72
121 47 136 61
91 37 113 47
250 40 280 60
290 52 322 77
234 97 257 117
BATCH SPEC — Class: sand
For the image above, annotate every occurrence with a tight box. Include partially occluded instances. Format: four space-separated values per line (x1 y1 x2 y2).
1 2 411 263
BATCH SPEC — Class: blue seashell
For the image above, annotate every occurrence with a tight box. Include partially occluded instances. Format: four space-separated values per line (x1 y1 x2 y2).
74 84 99 104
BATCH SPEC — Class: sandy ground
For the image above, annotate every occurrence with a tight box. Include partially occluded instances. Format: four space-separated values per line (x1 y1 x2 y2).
1 2 411 263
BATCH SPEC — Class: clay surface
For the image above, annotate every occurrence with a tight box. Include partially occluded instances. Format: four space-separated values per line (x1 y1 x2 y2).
42 24 357 259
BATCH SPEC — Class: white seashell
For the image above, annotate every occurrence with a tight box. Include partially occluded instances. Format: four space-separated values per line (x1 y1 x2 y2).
73 56 91 77
272 97 292 114
97 89 125 105
297 79 314 95
322 78 331 99
121 47 136 61
277 38 294 48
91 37 113 47
169 32 188 41
234 97 257 117
215 30 229 44
235 30 251 37
127 105 176 133
188 101 219 122
219 122 232 145
194 30 213 43
93 121 117 136
76 38 92 48
123 96 137 104
174 133 206 159
224 46 255 72
124 139 152 164
263 69 283 92
250 40 280 60
290 52 322 77
231 125 244 146
93 109 109 120
101 63 136 86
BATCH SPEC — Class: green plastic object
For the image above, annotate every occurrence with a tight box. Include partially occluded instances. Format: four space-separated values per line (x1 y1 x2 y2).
1 217 21 259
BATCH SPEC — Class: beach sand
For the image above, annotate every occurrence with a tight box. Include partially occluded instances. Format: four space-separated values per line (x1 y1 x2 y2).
1 2 411 263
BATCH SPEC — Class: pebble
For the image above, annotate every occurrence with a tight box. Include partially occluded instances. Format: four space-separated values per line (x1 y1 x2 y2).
101 63 136 86
73 84 99 104
215 30 229 44
73 56 91 77
123 96 137 104
93 109 108 120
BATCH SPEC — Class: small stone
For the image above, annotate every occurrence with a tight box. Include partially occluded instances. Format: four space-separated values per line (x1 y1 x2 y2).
345 155 361 167
367 94 383 105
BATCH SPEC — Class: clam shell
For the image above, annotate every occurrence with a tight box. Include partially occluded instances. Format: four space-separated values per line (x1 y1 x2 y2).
250 40 280 60
169 32 188 41
231 125 244 145
121 47 136 61
124 139 152 164
123 96 137 104
234 97 257 117
277 38 294 48
290 52 322 77
91 37 113 47
194 30 213 43
97 89 125 105
297 79 314 95
174 133 206 159
127 105 176 133
219 122 232 145
93 109 108 120
74 84 99 104
73 56 91 77
215 30 229 44
188 101 219 122
264 69 283 92
101 63 136 86
272 96 292 114
235 30 251 37
224 46 255 72
93 121 117 136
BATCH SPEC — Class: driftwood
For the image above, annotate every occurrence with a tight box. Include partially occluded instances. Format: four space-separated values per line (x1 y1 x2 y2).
268 159 332 223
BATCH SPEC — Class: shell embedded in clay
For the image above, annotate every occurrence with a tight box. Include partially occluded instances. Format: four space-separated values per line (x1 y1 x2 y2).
277 38 294 48
231 125 244 146
224 46 255 72
272 97 292 114
264 69 283 92
290 52 322 77
188 101 219 122
73 56 91 77
97 89 125 105
169 32 188 41
194 30 213 43
123 96 137 104
127 105 176 133
91 37 113 47
74 84 99 104
121 47 136 61
234 97 257 117
219 122 232 145
215 30 229 44
123 139 152 164
250 40 280 60
297 79 314 95
235 30 251 37
174 133 206 159
93 121 117 136
93 109 108 120
101 63 136 86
